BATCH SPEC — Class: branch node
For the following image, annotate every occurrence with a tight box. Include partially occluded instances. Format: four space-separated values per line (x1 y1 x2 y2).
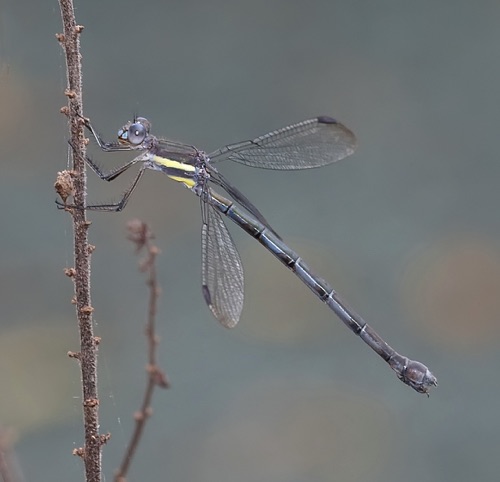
155 370 170 389
133 411 145 422
72 447 85 458
64 88 77 98
93 336 101 346
55 32 65 42
147 364 170 388
80 305 94 314
83 398 99 408
68 350 81 359
99 433 111 445
64 267 76 277
149 246 160 256
75 24 85 33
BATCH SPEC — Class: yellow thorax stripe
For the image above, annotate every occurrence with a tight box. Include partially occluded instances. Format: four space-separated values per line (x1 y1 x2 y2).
168 175 196 188
151 155 196 188
152 155 196 172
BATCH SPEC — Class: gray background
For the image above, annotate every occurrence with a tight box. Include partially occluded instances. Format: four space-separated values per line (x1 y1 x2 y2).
1 1 499 481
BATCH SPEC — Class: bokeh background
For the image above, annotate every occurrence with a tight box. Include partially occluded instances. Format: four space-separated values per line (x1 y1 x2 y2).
1 1 499 481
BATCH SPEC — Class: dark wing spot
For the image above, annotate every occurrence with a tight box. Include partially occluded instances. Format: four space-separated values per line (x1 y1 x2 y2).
317 116 338 124
202 284 212 306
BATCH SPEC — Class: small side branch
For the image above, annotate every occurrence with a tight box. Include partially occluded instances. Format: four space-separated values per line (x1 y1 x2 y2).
115 220 169 482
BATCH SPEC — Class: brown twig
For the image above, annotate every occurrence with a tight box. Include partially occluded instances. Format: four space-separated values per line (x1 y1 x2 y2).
56 1 104 481
0 428 24 482
114 220 169 482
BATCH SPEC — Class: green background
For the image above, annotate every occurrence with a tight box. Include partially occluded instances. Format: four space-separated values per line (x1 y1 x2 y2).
1 1 499 481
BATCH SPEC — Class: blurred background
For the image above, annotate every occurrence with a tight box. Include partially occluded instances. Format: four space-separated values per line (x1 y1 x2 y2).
1 1 499 481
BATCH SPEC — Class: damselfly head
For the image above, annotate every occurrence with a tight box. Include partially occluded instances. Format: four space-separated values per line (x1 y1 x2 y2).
117 117 151 146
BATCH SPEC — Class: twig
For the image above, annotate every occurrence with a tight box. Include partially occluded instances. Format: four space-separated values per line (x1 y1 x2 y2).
0 428 24 482
56 1 105 481
115 220 169 482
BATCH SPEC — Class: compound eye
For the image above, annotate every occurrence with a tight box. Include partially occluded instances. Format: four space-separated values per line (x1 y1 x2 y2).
127 121 148 145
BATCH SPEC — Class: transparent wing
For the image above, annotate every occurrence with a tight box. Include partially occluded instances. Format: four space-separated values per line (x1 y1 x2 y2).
201 198 244 328
209 116 357 170
208 167 282 239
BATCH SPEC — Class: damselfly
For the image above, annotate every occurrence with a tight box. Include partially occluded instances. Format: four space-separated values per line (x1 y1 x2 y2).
63 115 437 394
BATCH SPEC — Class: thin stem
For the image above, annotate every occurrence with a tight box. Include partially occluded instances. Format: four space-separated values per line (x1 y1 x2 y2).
115 220 169 482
